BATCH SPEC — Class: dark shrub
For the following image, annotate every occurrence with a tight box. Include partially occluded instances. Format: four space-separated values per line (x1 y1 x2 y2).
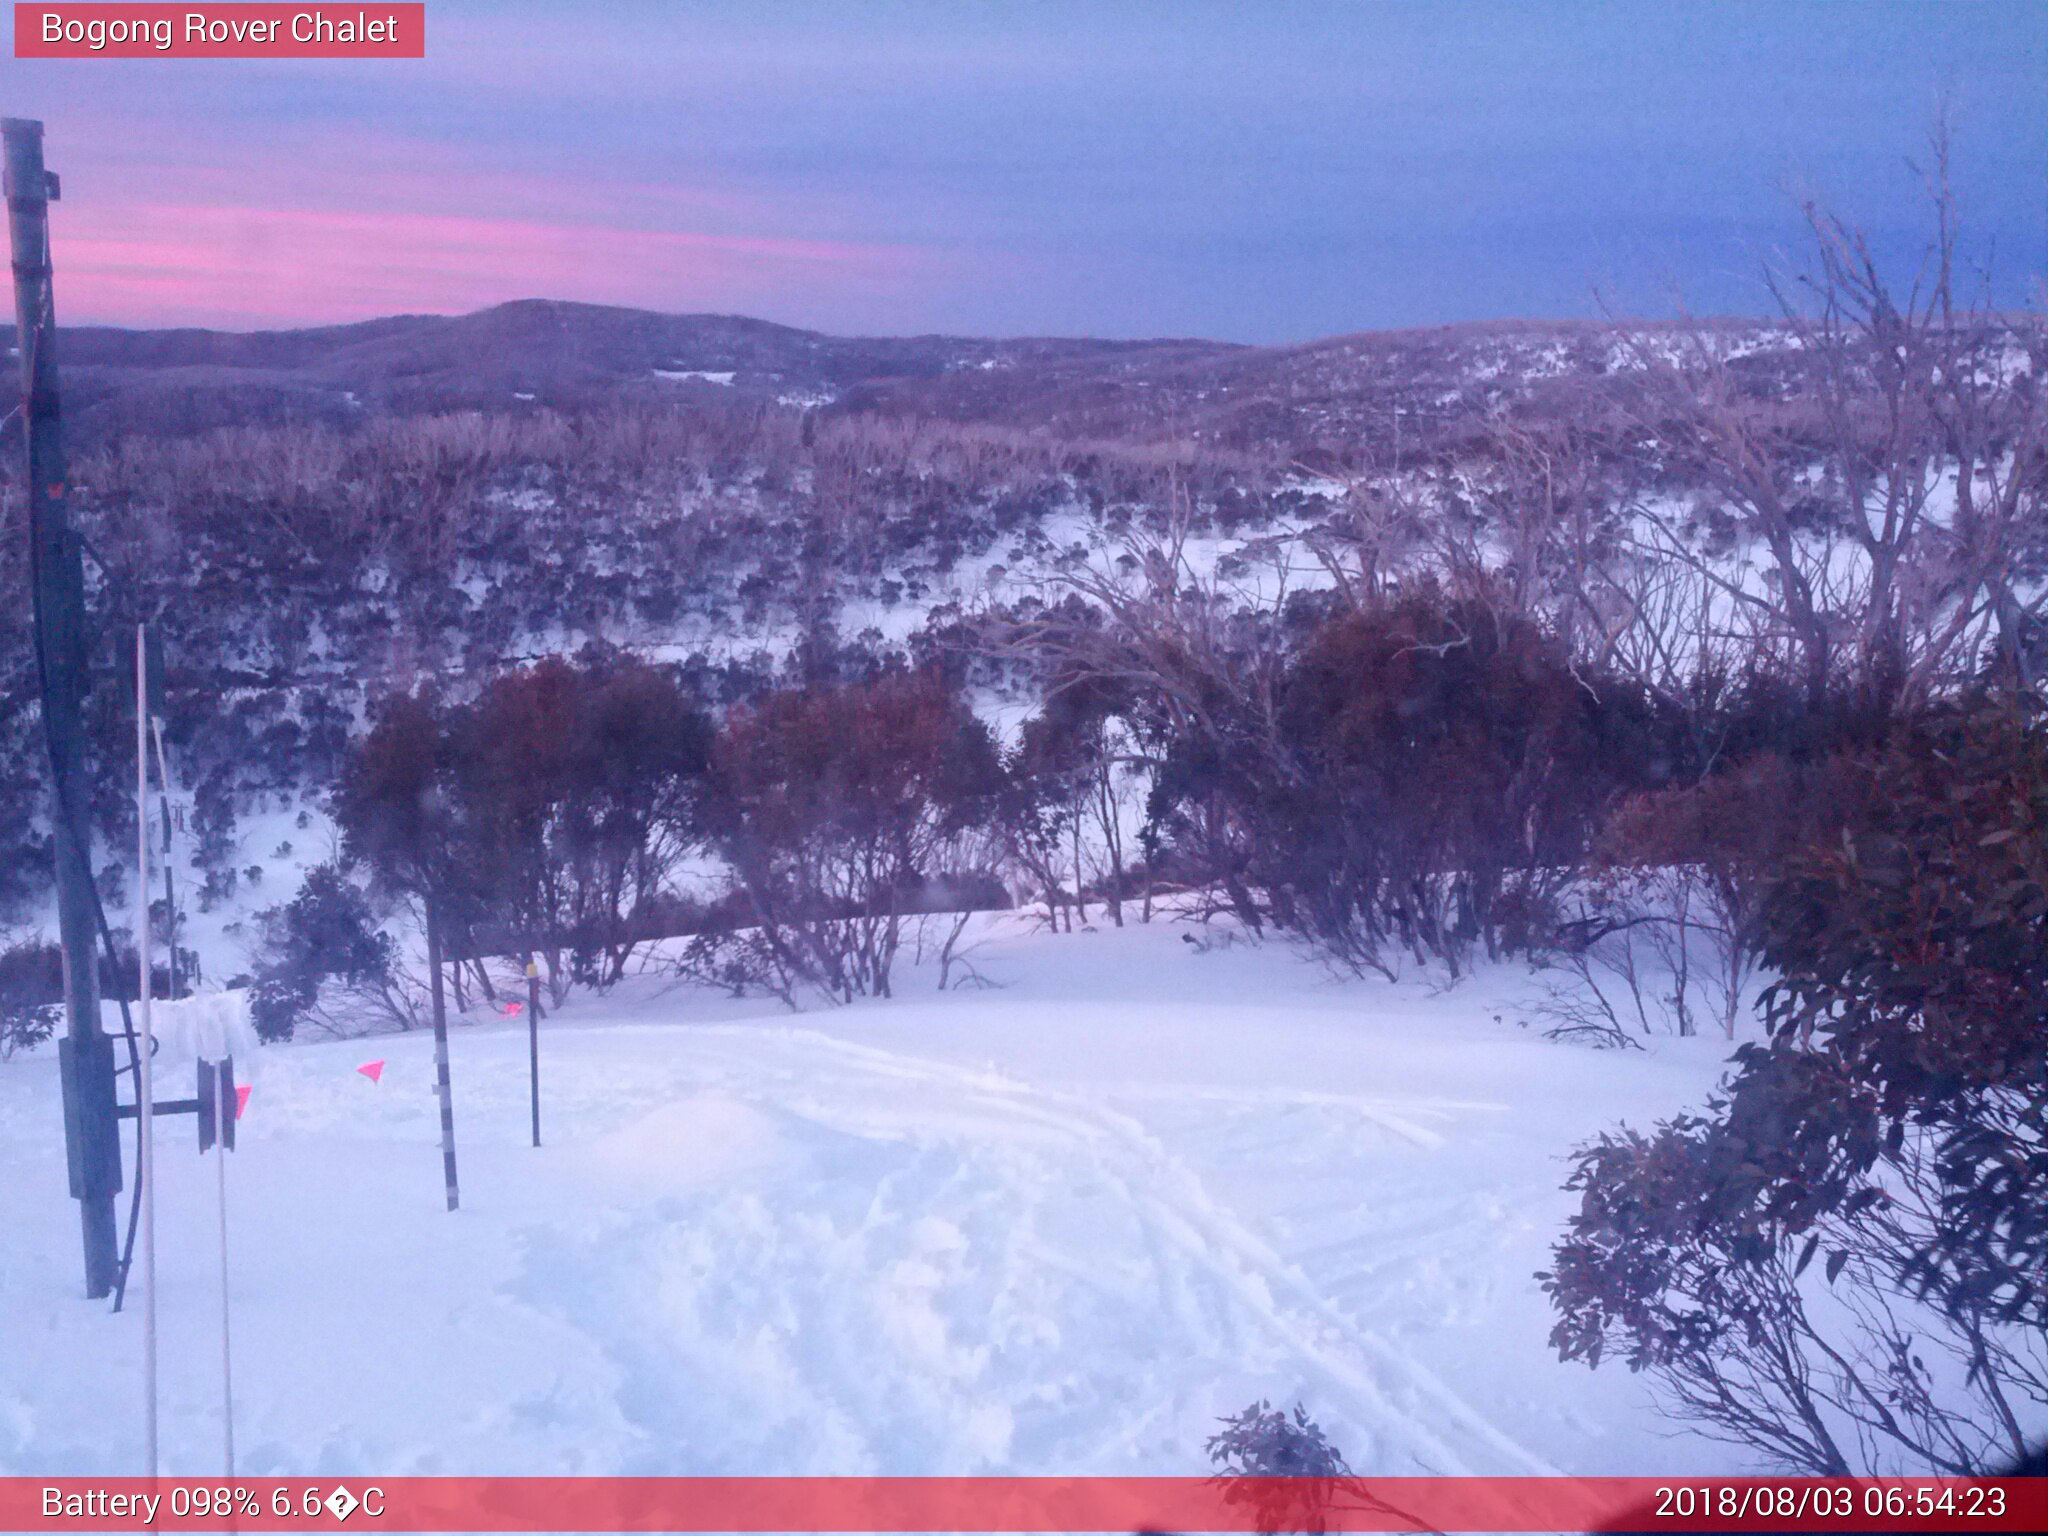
1206 1401 1354 1535
696 669 1005 1002
446 647 711 993
248 864 405 1040
0 939 61 1059
1544 703 2048 1474
1261 592 1649 974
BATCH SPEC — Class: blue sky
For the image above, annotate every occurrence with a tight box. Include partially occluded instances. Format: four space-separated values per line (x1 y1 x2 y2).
2 0 2042 339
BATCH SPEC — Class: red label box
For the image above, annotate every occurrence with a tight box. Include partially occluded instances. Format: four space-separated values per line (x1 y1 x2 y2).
4 1475 2047 1533
14 4 425 58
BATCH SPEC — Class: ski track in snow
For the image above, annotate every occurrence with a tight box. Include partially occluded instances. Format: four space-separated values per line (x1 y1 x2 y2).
781 1033 1555 1473
471 1026 1556 1477
0 921 1731 1479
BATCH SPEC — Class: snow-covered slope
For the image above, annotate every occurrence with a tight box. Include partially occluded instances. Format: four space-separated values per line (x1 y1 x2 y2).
0 912 1741 1478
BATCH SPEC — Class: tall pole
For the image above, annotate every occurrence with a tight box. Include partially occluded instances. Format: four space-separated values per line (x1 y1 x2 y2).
134 625 158 1476
5 117 121 1299
152 720 179 998
425 897 460 1211
214 1062 236 1478
526 956 541 1149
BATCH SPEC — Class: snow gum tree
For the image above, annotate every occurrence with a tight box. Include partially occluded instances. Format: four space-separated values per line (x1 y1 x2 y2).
695 669 1005 1004
446 647 711 996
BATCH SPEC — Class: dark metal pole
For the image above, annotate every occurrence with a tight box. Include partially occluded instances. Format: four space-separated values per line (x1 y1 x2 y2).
153 720 178 998
526 956 541 1148
5 117 119 1298
159 802 177 997
424 896 460 1211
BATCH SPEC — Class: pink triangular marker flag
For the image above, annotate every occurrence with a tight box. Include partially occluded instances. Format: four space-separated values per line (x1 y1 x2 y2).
234 1084 252 1120
357 1060 385 1084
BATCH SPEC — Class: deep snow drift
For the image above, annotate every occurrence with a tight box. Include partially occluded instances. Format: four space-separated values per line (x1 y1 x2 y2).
0 912 1742 1479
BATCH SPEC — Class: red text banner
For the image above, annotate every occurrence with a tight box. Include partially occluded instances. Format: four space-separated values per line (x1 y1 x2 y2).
4 1475 2046 1533
14 5 424 58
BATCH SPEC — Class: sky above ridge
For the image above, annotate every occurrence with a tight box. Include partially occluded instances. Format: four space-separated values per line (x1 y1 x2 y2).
2 0 2043 341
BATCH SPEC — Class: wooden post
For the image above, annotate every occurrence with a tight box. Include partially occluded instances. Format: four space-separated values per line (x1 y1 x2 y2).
5 117 120 1300
424 897 460 1211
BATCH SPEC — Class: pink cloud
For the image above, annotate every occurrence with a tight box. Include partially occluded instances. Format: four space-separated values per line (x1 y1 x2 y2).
51 195 937 329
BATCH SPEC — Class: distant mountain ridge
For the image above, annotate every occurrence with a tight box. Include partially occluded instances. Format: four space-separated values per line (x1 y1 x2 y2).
20 299 1224 439
14 297 1775 452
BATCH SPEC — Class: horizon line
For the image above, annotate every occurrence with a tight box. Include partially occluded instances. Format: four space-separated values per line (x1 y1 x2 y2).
33 294 1793 352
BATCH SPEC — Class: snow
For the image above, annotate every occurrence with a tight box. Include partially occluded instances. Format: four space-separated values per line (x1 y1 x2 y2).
145 991 259 1067
776 387 837 409
177 802 343 982
0 911 1742 1479
654 369 736 386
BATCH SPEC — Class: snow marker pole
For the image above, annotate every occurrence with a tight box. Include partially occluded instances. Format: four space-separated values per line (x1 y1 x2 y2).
425 898 461 1211
214 1058 236 1478
527 957 541 1149
134 623 158 1477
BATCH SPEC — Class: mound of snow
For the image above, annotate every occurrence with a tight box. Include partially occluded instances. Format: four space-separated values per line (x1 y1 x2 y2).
584 1093 815 1190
